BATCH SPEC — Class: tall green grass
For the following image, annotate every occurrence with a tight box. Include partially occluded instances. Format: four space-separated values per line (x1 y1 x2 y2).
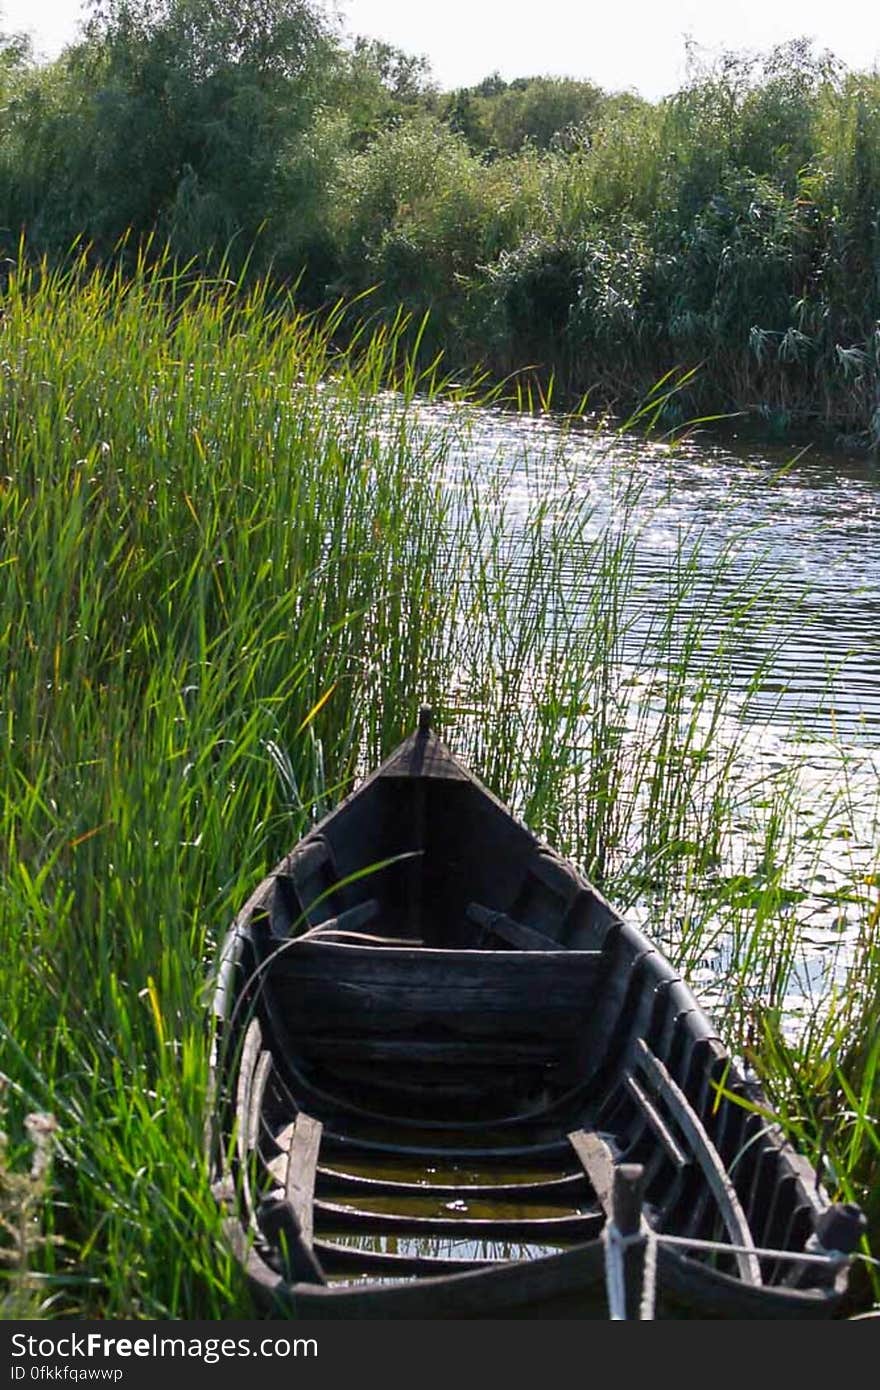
0 249 459 1314
0 253 877 1315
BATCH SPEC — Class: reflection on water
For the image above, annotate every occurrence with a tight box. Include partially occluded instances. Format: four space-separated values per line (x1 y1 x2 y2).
321 1192 585 1220
443 406 880 743
318 1231 573 1261
318 1158 577 1186
424 401 880 1037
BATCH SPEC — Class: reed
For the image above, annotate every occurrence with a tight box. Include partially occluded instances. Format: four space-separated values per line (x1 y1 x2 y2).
0 253 876 1315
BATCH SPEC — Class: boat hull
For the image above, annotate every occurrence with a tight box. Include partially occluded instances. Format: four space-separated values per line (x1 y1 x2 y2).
210 718 859 1319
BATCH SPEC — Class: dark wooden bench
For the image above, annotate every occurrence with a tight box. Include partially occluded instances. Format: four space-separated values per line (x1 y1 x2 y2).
264 937 604 1039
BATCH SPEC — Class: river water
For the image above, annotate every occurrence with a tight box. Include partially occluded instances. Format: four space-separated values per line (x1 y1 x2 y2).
451 407 880 742
434 403 880 1032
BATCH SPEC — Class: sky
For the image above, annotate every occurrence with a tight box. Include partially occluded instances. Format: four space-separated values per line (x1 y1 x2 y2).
2 0 878 99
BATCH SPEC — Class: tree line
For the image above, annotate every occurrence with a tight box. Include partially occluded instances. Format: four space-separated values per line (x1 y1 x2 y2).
2 2 879 443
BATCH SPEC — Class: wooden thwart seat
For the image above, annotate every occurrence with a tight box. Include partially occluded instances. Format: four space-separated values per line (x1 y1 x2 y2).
312 1197 601 1243
295 1035 562 1067
265 937 603 1038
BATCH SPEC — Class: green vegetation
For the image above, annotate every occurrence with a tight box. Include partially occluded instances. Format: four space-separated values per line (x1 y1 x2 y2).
1 6 879 442
0 0 877 1320
0 256 877 1315
0 249 458 1315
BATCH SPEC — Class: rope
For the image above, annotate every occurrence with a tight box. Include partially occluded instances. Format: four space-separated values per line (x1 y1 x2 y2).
601 1223 849 1319
655 1232 848 1267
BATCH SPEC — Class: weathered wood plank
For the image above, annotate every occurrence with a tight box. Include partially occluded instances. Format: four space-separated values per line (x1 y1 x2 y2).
466 902 567 951
246 1050 273 1153
568 1129 617 1218
634 1039 762 1286
284 836 336 926
315 1167 587 1201
606 1163 648 1320
266 941 602 1034
528 852 582 903
321 1129 571 1162
311 1064 509 1102
269 939 601 981
610 1163 645 1237
285 1113 323 1248
258 1196 326 1285
626 1073 689 1170
234 1019 263 1167
301 899 381 938
295 1036 559 1066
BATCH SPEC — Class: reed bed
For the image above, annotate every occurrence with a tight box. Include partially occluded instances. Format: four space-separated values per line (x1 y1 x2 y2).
0 254 877 1315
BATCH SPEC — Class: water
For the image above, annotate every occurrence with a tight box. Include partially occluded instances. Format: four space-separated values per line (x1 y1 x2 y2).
447 407 880 744
432 403 880 1033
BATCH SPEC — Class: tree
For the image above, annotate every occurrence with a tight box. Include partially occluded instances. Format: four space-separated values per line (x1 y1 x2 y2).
85 0 332 81
348 36 432 103
0 28 32 70
440 74 606 155
330 35 435 149
73 0 337 255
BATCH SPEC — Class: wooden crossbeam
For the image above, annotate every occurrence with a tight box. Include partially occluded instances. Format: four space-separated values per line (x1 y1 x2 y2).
466 901 567 951
625 1073 689 1170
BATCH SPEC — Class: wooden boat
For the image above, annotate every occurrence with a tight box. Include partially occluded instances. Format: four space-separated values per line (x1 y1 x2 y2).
210 709 865 1319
